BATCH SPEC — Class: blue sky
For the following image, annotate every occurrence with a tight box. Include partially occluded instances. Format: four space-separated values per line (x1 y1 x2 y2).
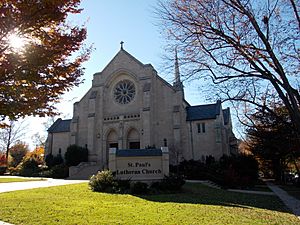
26 0 229 148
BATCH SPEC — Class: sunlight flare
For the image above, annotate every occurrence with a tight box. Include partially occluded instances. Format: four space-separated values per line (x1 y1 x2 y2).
8 33 27 50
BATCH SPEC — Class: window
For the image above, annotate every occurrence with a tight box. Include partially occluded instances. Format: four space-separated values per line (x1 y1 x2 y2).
197 123 201 133
163 138 168 147
202 123 206 133
197 123 206 133
113 80 135 104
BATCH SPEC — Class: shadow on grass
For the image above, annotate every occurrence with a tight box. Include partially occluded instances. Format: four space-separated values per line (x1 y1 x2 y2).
135 183 290 214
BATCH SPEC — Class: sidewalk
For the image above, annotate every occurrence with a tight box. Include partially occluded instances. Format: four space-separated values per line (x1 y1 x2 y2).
0 176 87 193
266 182 300 218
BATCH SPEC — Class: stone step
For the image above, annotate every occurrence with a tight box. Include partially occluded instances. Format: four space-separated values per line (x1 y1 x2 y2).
186 180 222 189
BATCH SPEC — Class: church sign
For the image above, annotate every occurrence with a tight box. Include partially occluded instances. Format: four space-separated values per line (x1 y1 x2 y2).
108 147 169 181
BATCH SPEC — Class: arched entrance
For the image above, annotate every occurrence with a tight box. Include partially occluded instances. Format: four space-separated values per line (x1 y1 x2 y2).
106 129 118 165
126 128 140 149
107 129 118 149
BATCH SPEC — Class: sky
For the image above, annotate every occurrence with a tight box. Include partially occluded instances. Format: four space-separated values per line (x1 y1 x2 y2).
24 0 230 149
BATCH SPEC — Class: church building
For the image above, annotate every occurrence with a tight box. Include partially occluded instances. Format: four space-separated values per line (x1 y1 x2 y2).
46 46 236 169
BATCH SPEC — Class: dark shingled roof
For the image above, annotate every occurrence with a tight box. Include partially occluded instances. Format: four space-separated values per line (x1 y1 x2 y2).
223 108 230 125
48 119 71 133
116 149 162 157
186 100 221 121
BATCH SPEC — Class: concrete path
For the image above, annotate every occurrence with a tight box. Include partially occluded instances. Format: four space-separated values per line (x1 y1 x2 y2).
0 221 14 225
266 182 300 218
0 176 87 193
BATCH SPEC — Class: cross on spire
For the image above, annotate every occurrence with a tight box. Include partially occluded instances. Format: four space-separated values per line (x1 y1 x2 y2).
120 41 124 50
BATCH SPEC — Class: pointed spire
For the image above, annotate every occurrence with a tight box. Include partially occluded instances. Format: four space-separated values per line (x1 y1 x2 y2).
173 47 183 91
175 47 180 84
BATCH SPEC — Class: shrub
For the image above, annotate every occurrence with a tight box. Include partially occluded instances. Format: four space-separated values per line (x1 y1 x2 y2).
0 166 6 175
219 154 259 188
45 153 54 167
48 164 69 179
89 170 116 193
65 145 88 166
160 174 185 191
18 157 41 177
151 174 185 193
131 182 149 194
45 153 64 168
175 160 208 180
114 178 131 193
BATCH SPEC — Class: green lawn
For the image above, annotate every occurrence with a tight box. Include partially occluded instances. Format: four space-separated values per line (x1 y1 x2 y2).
0 183 299 225
0 177 44 183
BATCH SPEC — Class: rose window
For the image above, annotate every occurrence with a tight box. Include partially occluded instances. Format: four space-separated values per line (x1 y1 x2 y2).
113 80 135 104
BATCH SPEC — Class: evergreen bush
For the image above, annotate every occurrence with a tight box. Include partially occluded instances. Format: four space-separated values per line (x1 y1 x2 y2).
65 145 88 166
131 182 149 194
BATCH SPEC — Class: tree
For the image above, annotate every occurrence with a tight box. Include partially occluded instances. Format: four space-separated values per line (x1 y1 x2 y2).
0 0 91 121
157 0 300 133
9 141 29 167
0 152 6 166
246 105 300 181
25 146 45 164
0 120 27 166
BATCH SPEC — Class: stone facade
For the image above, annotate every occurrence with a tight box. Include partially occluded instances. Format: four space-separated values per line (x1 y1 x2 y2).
46 48 237 168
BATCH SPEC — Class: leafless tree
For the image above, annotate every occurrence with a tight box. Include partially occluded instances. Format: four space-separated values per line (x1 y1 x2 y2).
0 120 27 165
31 116 57 148
156 0 300 133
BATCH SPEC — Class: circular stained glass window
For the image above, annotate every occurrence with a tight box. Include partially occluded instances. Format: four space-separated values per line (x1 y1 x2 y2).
114 80 135 104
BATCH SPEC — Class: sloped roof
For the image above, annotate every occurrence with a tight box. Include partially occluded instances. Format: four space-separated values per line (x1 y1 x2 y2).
223 108 230 125
48 119 71 133
186 100 221 121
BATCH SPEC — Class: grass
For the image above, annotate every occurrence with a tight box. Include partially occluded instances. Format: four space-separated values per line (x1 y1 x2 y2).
0 177 44 183
280 184 300 200
0 183 299 225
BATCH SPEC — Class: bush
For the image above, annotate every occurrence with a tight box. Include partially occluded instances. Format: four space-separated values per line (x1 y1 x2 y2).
131 182 149 194
114 178 131 193
48 164 69 179
18 157 41 177
175 160 208 180
150 174 185 193
0 166 6 175
45 153 54 167
45 153 64 168
65 145 88 166
160 174 185 191
219 154 259 188
89 170 116 193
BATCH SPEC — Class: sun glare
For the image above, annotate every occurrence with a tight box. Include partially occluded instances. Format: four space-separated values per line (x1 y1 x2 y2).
8 33 27 50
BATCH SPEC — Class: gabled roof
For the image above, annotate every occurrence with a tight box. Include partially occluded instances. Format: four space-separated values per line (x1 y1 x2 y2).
223 108 230 125
186 100 221 121
100 48 146 74
48 119 71 133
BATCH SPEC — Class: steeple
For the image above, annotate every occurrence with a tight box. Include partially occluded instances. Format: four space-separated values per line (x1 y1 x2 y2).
173 47 183 91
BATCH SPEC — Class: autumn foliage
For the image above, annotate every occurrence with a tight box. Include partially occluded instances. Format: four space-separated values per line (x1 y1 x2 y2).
0 0 91 120
0 152 6 166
